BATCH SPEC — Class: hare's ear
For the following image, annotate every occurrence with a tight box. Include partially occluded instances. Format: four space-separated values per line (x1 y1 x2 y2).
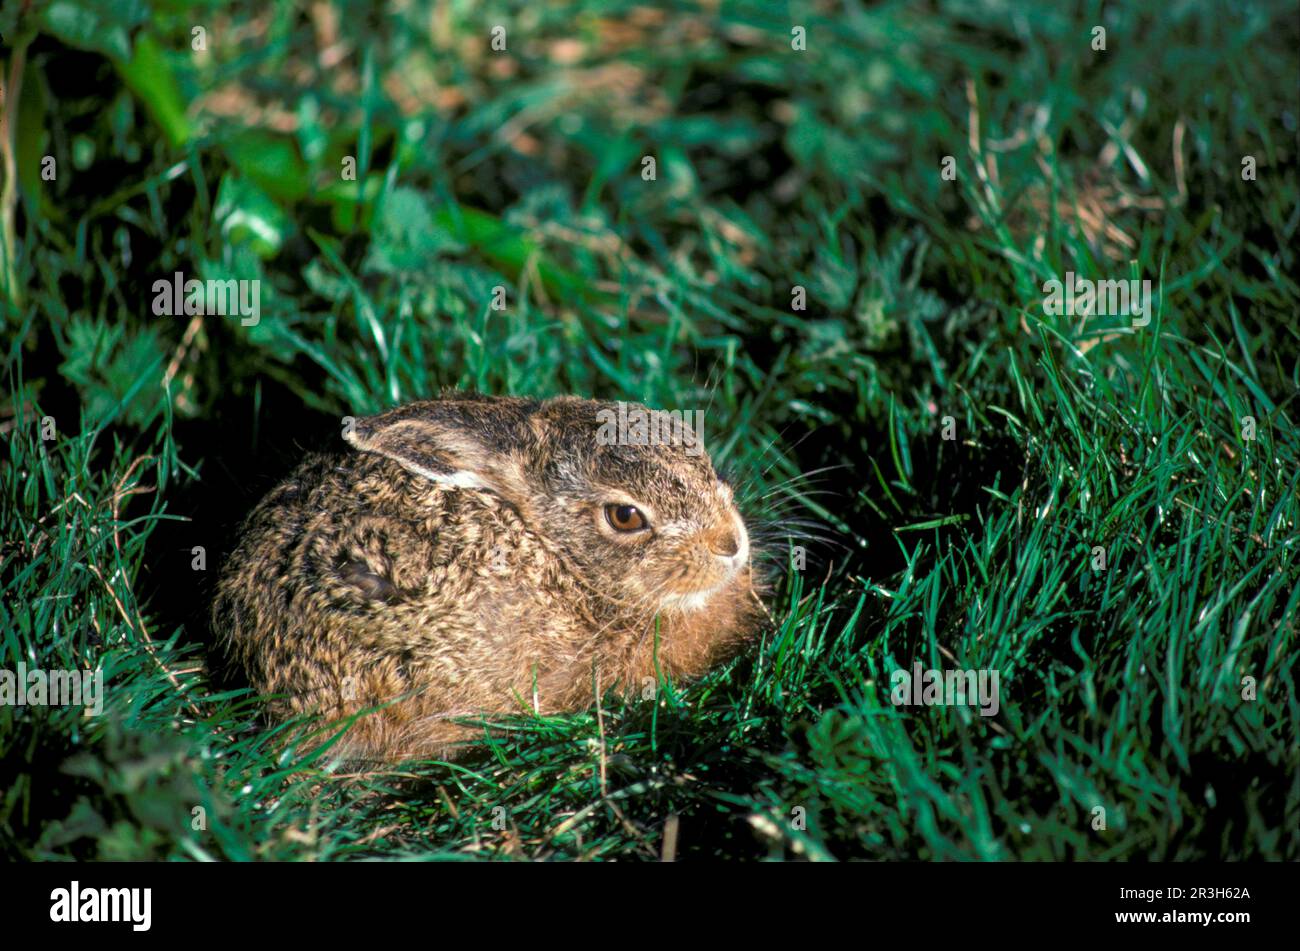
343 399 536 502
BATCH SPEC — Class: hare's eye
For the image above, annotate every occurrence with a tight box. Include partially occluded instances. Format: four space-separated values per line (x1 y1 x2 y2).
605 503 648 532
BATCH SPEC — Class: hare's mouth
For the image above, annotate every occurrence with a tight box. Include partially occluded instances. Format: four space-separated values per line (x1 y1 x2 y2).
658 557 750 615
658 587 722 613
657 564 750 613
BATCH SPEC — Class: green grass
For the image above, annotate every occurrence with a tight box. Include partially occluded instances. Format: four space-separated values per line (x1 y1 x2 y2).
2 0 1297 860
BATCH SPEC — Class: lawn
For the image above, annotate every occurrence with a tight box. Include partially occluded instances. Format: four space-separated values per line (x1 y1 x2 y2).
1 0 1297 860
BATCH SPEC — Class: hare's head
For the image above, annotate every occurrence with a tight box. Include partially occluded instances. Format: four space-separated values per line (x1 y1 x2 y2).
344 394 753 619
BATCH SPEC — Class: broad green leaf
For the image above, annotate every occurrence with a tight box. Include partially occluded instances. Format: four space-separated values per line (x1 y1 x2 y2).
112 32 191 149
215 174 291 258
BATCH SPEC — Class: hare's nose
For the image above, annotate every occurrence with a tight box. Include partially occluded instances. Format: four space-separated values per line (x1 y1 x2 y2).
707 526 740 558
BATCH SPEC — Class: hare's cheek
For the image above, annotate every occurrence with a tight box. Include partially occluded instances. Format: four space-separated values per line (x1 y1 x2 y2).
616 571 660 603
644 546 707 596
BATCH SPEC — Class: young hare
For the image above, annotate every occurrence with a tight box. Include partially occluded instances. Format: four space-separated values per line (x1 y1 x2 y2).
213 394 767 761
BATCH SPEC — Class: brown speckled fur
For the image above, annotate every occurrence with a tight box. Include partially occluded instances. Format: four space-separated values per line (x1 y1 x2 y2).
212 394 766 762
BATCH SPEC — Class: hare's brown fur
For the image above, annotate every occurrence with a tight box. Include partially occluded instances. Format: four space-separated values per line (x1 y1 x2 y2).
213 394 765 761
